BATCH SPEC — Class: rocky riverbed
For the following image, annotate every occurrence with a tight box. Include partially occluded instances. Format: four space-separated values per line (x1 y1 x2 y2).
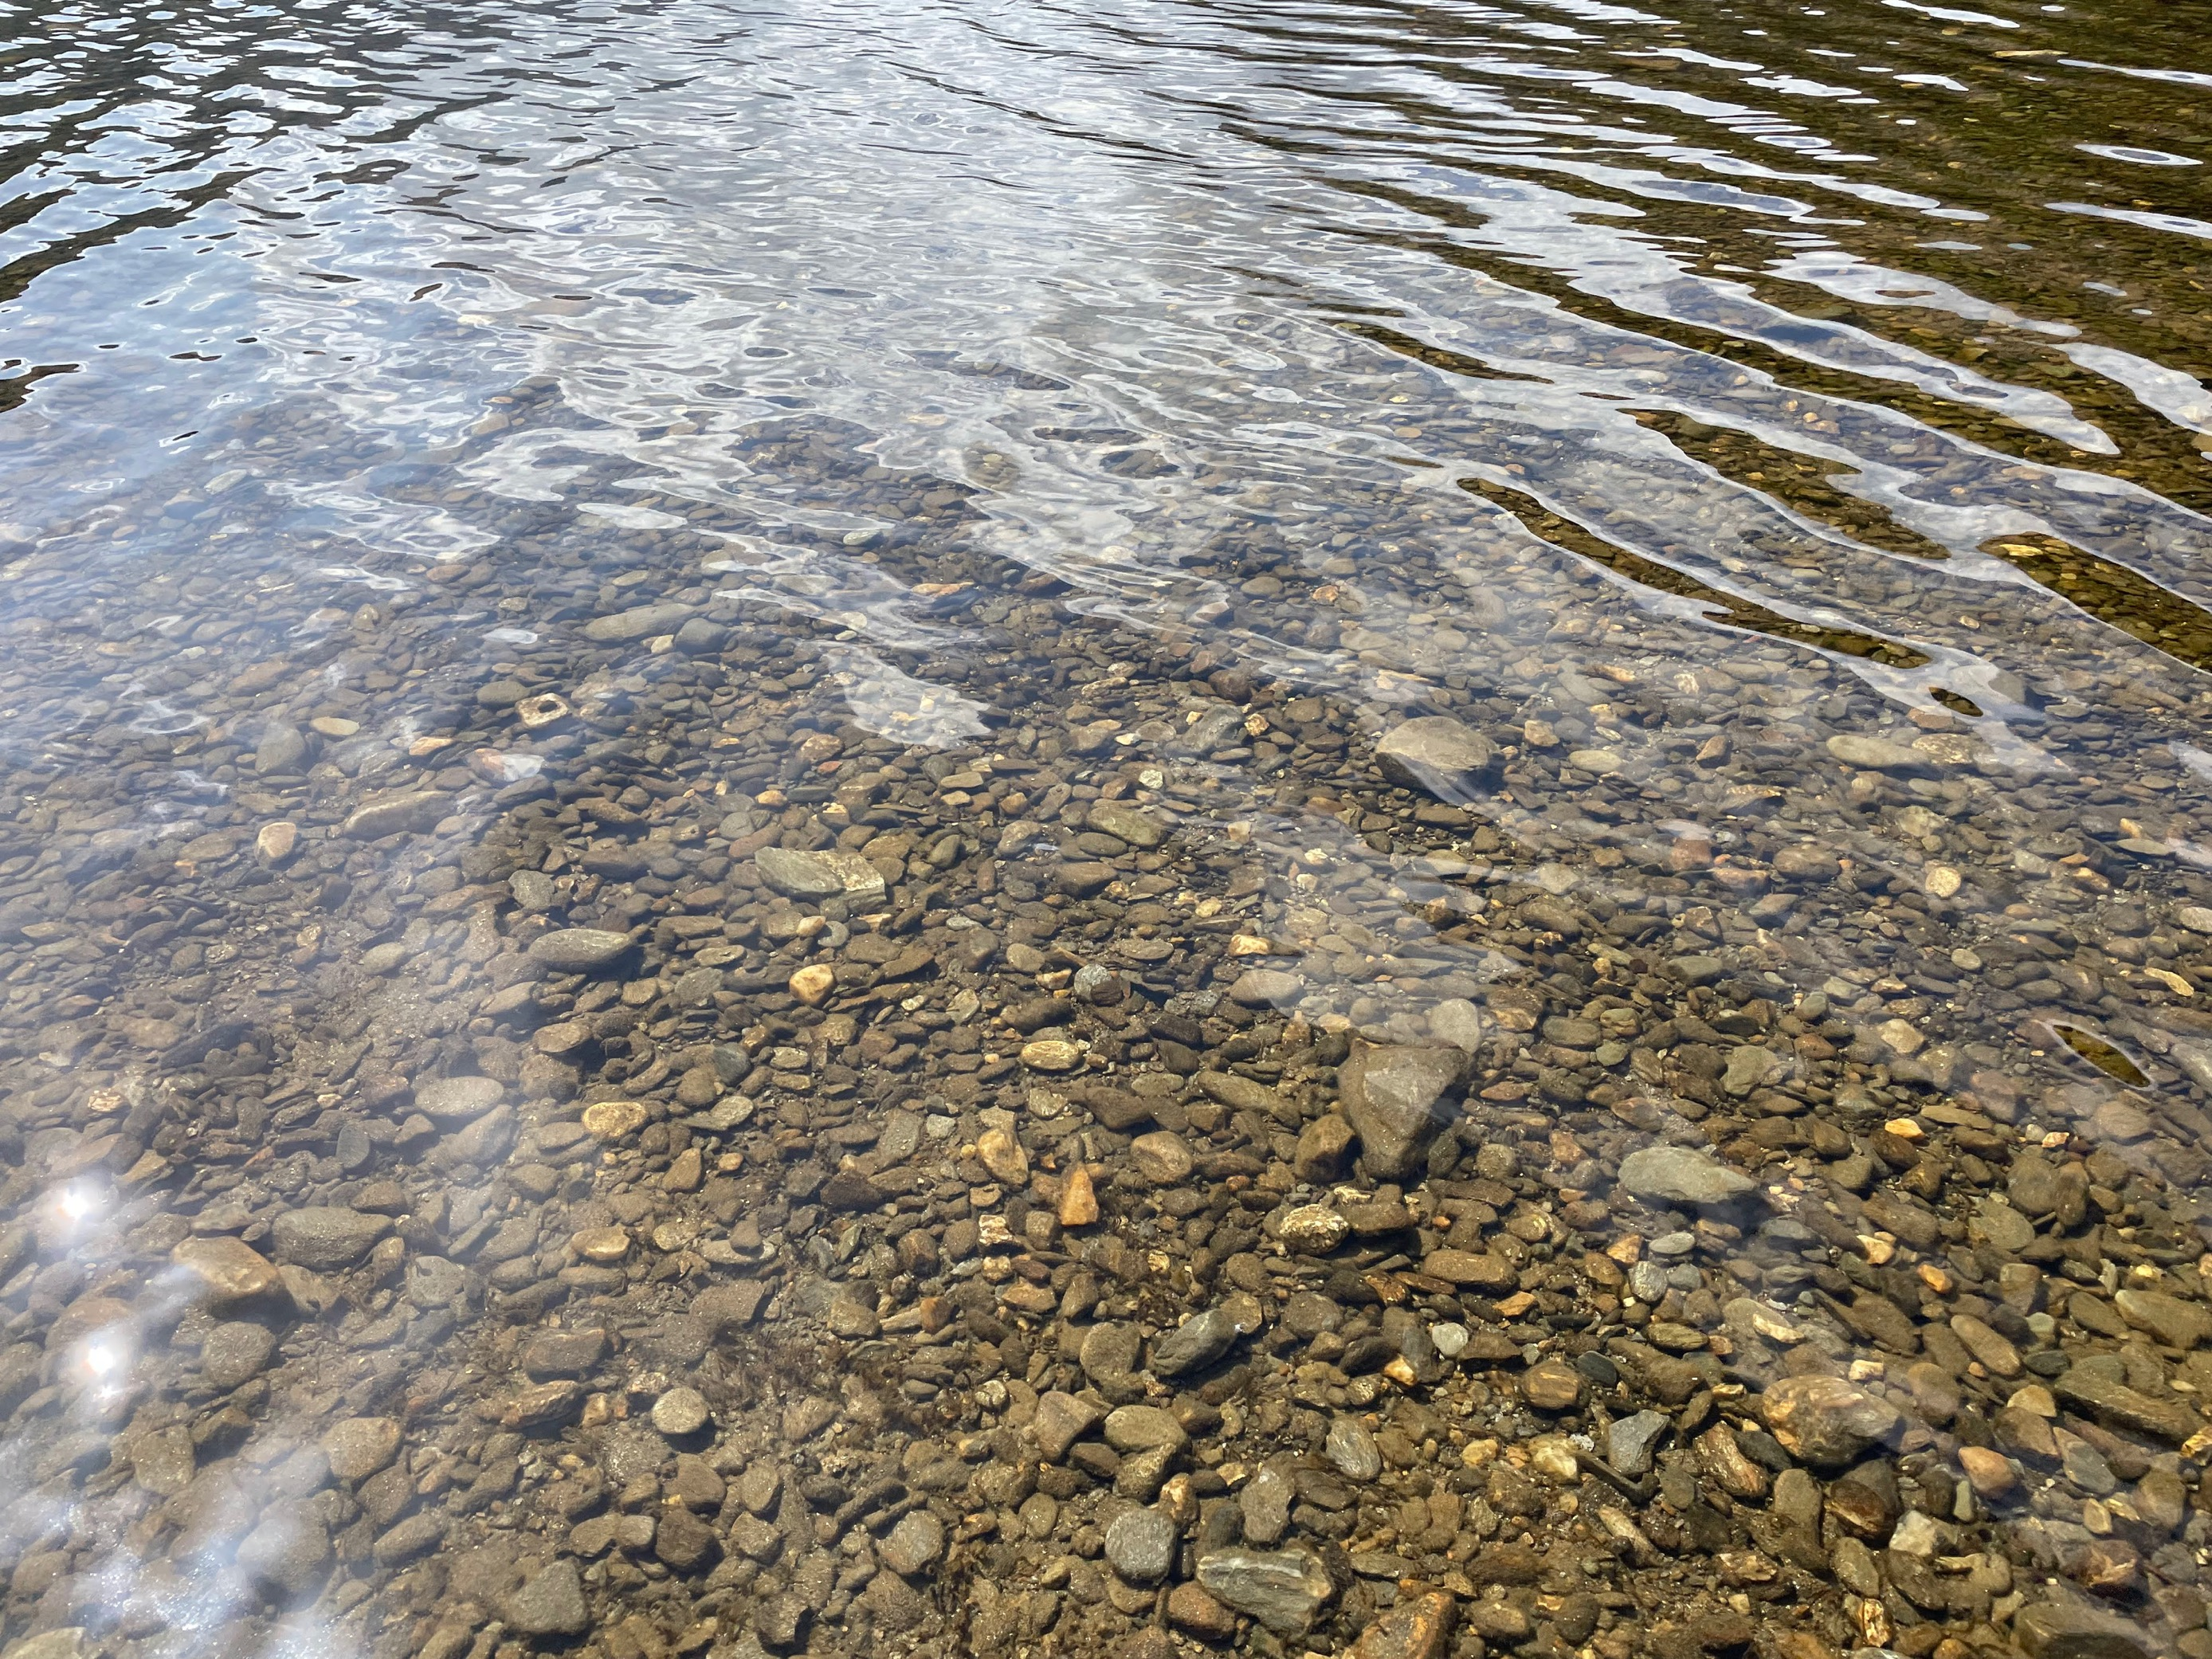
2 474 2211 1659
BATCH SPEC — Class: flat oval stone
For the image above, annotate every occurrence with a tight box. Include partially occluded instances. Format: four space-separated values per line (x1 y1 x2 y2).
1826 734 1932 773
1228 969 1305 1008
1422 1249 1516 1290
1617 1146 1756 1207
582 602 692 642
1086 801 1167 849
651 1386 711 1437
343 791 451 839
528 928 633 972
415 1075 504 1124
171 1237 284 1304
755 846 845 899
571 1226 630 1263
271 1207 390 1272
1021 1038 1084 1073
582 1099 648 1140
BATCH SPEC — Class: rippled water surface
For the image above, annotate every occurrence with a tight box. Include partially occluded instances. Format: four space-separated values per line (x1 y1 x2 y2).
4 0 2212 1653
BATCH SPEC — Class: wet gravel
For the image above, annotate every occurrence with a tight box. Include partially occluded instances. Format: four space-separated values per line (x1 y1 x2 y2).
2 499 2212 1659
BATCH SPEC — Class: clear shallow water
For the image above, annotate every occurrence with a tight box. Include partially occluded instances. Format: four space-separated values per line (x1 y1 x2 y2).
2 0 2212 1653
6 0 2212 767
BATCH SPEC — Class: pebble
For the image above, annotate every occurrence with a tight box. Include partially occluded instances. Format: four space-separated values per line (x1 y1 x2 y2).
1338 1038 1463 1178
199 1321 277 1389
503 1559 591 1636
1151 1306 1238 1378
1226 967 1304 1006
880 1510 946 1576
414 1075 504 1124
1104 1508 1177 1583
1085 801 1166 849
1759 1375 1905 1467
1617 1145 1758 1206
237 1513 331 1599
582 602 692 641
1375 716 1496 792
1825 733 1932 772
1521 1357 1582 1411
527 927 634 971
1277 1203 1350 1253
322 1417 402 1481
650 1386 712 1437
1324 1415 1382 1481
1239 1464 1295 1546
269 1207 390 1271
171 1237 284 1304
1607 1410 1670 1477
1195 1548 1335 1634
1347 1590 1458 1659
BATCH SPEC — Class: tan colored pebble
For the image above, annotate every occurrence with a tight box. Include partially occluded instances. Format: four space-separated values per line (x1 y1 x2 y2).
571 1226 630 1264
1057 1167 1099 1228
581 1099 647 1140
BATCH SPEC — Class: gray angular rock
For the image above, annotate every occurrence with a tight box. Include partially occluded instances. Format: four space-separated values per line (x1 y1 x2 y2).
1375 716 1496 794
755 845 845 900
256 722 307 773
1617 1145 1757 1207
2114 1288 2212 1351
1104 1404 1186 1454
1196 1547 1335 1634
880 1510 946 1576
673 617 728 654
1338 1039 1463 1179
1428 998 1486 1052
503 1559 590 1636
1086 801 1167 849
1030 1390 1104 1461
2053 1363 2197 1444
1240 1463 1295 1546
2011 1599 2148 1659
1151 1306 1238 1379
1324 1416 1382 1482
1970 1195 2035 1255
1606 1410 1669 1478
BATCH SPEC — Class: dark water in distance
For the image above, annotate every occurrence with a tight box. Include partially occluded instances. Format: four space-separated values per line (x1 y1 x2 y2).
3 0 2212 1652
5 0 2212 720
